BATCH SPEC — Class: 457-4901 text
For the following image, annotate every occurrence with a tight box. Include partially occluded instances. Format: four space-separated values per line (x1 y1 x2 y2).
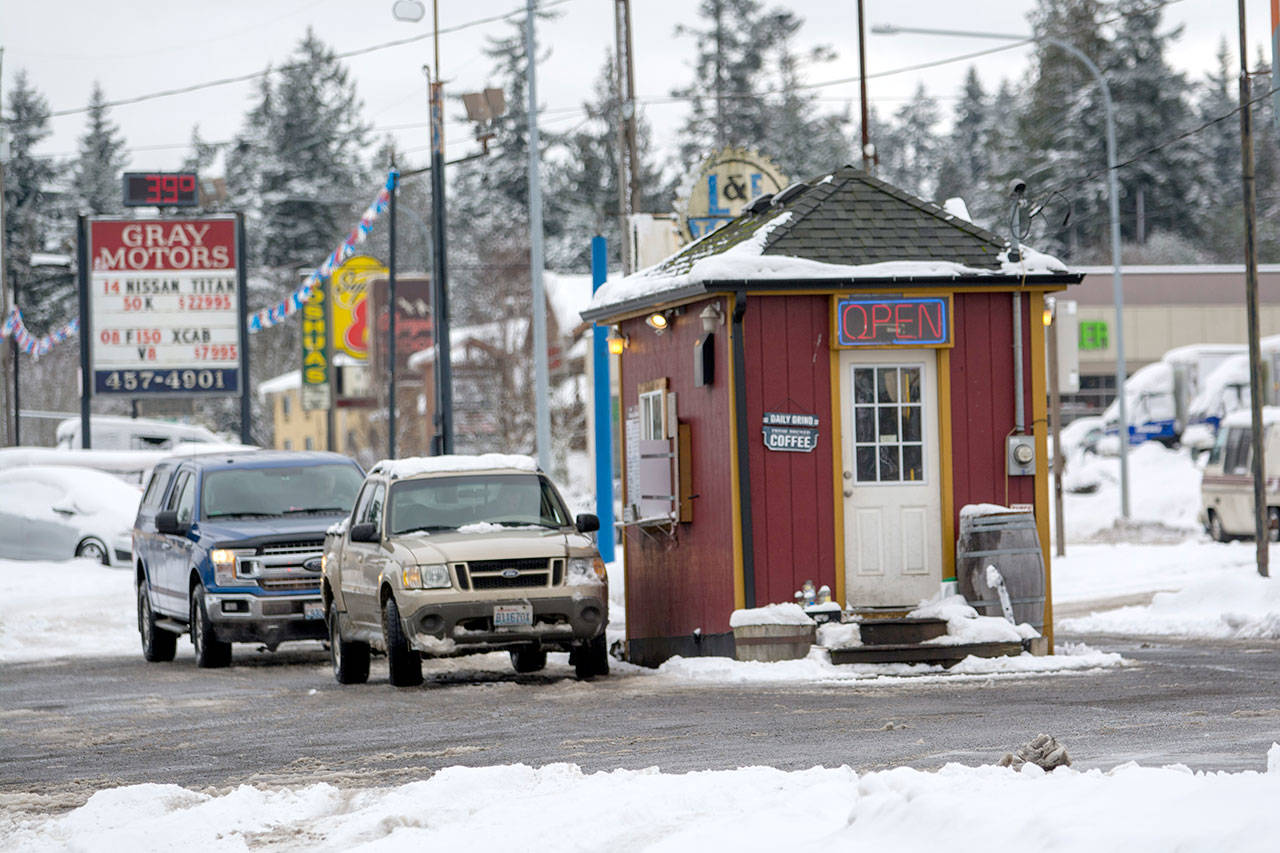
94 368 238 394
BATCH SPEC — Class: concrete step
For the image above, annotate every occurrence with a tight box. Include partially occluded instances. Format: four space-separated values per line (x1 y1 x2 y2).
829 640 1024 668
856 617 948 646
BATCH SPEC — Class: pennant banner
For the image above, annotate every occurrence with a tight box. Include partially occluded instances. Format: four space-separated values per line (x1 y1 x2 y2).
1 306 79 359
0 167 400 354
248 168 398 332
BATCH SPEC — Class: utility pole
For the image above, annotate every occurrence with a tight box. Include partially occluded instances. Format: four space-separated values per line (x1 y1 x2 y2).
0 46 11 446
714 0 725 146
527 0 552 472
429 1 454 456
1239 0 1268 576
613 0 631 274
856 0 874 172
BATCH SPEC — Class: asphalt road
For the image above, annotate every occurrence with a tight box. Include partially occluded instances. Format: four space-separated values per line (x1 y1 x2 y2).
4 630 1280 810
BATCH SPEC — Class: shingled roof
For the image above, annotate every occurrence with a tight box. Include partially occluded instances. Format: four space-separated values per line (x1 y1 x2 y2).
582 164 1079 323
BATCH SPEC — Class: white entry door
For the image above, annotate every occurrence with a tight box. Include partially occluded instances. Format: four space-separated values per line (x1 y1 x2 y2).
838 349 942 609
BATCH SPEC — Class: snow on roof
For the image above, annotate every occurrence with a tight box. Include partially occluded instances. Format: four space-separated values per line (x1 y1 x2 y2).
585 211 1067 319
258 370 300 396
1222 406 1280 429
369 453 539 479
1188 354 1251 420
942 197 972 222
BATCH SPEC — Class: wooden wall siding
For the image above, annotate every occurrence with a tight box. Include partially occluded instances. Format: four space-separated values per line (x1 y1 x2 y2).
948 291 1035 524
619 302 737 640
742 295 838 608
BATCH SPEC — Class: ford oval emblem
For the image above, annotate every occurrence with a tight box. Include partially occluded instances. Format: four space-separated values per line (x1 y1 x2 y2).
500 568 520 579
304 558 323 573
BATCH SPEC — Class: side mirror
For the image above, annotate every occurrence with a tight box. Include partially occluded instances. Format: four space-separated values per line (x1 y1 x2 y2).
156 510 189 536
575 513 600 534
349 521 379 543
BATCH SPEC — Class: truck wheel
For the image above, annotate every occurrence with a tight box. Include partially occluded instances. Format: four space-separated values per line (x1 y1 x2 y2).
329 602 370 684
510 646 547 673
574 633 610 680
138 580 176 662
382 595 422 687
1208 510 1229 543
191 585 232 668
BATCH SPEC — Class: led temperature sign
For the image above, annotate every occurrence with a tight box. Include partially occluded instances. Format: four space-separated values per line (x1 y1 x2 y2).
122 172 199 207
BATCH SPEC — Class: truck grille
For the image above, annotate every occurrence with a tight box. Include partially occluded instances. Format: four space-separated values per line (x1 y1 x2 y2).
461 558 562 591
251 539 324 592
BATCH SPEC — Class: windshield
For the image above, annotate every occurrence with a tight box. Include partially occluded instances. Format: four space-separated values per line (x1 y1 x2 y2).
388 473 572 535
201 464 363 519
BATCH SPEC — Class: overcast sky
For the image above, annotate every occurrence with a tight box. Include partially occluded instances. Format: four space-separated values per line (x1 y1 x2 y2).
0 0 1271 182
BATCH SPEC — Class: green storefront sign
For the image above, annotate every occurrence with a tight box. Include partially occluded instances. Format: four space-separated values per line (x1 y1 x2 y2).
1079 320 1109 351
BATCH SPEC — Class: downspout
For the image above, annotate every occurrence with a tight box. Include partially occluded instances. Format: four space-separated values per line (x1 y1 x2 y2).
731 290 757 608
1013 292 1024 432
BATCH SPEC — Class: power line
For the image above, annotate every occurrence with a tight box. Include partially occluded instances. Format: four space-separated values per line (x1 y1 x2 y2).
42 0 575 120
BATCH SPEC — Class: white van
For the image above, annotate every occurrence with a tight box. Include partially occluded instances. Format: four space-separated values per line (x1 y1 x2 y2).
55 416 224 451
1199 407 1280 541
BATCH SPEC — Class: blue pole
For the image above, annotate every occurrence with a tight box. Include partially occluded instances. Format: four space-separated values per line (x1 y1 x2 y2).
590 236 615 562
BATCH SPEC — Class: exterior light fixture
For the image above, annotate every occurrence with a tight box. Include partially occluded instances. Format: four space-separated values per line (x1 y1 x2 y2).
1043 296 1056 327
646 312 670 333
607 328 628 355
391 0 425 21
699 301 724 333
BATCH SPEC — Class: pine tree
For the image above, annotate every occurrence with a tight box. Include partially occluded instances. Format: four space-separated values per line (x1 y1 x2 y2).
761 14 851 180
4 71 68 328
72 82 129 216
935 68 991 214
228 30 371 270
672 0 784 170
546 51 670 271
876 83 941 199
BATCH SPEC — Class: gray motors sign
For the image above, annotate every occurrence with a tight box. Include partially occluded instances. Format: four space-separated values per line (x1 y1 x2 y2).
762 411 819 453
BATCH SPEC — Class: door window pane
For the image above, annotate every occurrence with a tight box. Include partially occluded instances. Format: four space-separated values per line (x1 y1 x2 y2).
851 362 927 484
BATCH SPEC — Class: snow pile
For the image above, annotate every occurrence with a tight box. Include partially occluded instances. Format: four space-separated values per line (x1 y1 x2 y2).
1060 570 1280 639
654 644 1120 685
1058 442 1203 541
13 753 1280 851
908 594 1038 645
816 620 861 649
729 602 814 628
1051 541 1259 606
370 454 538 478
0 558 142 663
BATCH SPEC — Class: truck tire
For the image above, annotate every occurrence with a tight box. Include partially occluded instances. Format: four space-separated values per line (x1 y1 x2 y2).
138 580 177 662
1208 510 1229 543
329 601 370 684
191 585 232 668
510 646 547 673
574 633 609 680
382 595 422 687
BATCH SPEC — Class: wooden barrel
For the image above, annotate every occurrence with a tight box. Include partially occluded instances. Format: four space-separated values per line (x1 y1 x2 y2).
955 510 1045 633
732 623 816 662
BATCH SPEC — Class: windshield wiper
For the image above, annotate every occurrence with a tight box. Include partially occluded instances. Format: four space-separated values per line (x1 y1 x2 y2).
283 506 348 515
205 511 282 519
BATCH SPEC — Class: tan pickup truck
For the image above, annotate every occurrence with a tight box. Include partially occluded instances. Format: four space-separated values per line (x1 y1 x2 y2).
321 454 609 686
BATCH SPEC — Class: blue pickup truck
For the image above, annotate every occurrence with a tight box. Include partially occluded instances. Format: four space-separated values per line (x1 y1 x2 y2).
133 450 364 667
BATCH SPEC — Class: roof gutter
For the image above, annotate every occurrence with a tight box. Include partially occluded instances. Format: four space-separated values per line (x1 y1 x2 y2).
731 289 757 610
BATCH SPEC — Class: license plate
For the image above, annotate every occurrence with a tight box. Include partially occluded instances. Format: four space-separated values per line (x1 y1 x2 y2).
304 601 324 620
493 604 533 627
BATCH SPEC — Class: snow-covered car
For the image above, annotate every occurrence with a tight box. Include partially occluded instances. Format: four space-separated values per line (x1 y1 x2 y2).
1055 415 1105 458
0 465 141 566
321 454 609 686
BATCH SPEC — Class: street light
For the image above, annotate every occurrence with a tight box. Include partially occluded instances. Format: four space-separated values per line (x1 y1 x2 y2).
873 23 1130 519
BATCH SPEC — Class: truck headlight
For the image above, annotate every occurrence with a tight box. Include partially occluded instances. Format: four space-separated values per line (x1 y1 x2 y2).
403 563 451 589
567 556 607 584
210 548 254 586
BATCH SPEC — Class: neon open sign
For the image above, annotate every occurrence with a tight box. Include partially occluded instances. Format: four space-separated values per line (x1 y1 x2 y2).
836 296 950 346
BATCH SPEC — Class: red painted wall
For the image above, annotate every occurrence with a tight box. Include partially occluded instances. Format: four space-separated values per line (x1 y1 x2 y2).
948 291 1036 524
619 300 737 641
742 295 838 608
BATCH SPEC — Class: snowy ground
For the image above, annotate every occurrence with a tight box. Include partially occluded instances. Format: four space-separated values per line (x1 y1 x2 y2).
7 441 1280 849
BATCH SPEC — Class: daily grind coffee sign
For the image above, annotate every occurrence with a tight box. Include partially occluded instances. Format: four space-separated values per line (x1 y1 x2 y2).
762 411 819 453
87 217 243 395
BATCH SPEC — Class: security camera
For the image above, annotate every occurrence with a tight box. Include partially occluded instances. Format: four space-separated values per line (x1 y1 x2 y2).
1009 178 1027 198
